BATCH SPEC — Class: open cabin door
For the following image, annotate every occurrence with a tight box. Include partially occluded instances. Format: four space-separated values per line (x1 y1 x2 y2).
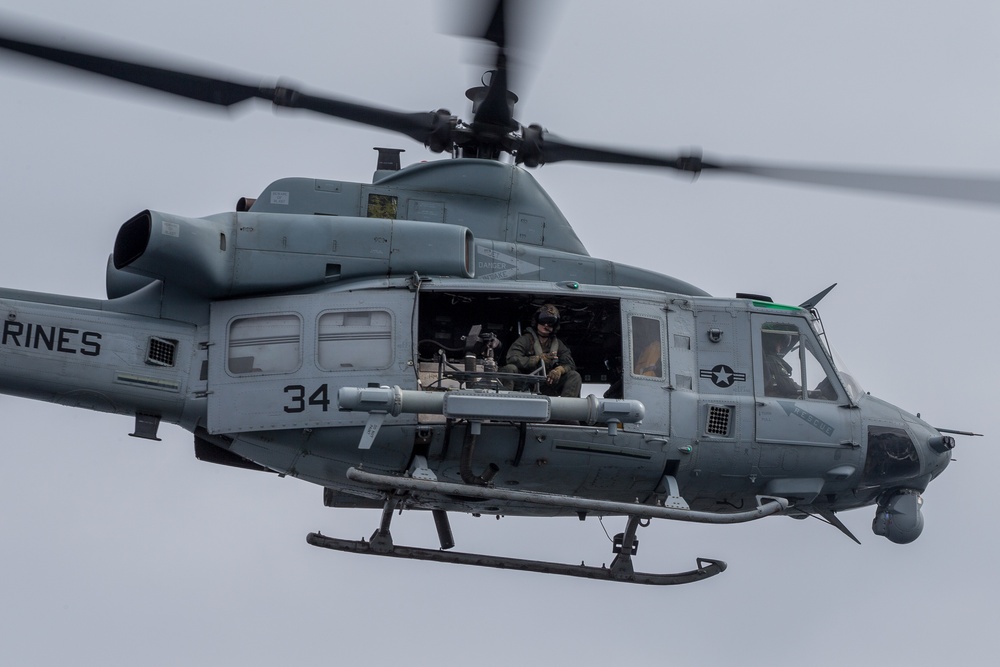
207 289 416 434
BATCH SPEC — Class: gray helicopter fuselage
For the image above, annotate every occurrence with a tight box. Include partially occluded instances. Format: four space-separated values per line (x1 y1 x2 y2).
0 272 949 532
0 160 951 544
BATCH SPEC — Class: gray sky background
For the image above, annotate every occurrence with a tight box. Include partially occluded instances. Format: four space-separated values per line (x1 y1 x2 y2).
1 1 998 665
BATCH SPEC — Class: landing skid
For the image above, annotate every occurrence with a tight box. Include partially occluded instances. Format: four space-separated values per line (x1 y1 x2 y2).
307 505 726 586
306 468 781 584
307 532 725 585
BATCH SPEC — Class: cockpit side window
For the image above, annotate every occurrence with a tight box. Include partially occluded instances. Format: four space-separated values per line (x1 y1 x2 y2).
760 322 838 400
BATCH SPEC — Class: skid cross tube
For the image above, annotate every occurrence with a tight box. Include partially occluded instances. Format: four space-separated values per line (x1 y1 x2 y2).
345 467 788 524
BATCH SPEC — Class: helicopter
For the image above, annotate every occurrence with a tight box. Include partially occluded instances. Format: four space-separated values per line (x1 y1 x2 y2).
0 0 993 588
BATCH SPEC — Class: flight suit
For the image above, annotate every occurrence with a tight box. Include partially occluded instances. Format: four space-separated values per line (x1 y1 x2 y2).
500 328 583 397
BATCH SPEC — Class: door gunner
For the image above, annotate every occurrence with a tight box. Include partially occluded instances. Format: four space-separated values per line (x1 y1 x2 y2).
500 304 582 398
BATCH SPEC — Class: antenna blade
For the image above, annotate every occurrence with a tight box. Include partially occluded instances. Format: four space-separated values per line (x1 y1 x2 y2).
799 283 837 310
815 509 862 545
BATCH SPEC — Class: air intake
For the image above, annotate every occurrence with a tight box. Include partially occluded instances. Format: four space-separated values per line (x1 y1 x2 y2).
146 337 177 367
706 405 732 436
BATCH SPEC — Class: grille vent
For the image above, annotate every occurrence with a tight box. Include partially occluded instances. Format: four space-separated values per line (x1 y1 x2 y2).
146 337 178 367
706 405 732 436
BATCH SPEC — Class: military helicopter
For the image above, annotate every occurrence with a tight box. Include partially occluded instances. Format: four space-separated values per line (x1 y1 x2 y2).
0 1 991 586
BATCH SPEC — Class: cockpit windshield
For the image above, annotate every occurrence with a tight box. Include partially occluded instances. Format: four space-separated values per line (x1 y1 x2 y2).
808 308 864 402
829 345 864 402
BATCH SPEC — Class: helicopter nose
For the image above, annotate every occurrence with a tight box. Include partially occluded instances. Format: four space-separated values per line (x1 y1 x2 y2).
865 408 956 544
928 435 956 454
923 431 955 481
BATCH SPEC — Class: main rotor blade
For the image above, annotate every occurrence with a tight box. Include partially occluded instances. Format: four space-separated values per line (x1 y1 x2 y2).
701 160 1000 207
0 22 450 147
0 28 262 105
519 129 1000 207
270 87 451 148
519 130 701 170
481 0 508 50
462 0 518 132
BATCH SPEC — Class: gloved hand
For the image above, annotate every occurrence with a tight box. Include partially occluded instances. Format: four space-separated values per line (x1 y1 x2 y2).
547 366 565 384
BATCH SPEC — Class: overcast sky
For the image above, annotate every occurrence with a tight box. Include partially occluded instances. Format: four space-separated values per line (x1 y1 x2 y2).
1 1 998 665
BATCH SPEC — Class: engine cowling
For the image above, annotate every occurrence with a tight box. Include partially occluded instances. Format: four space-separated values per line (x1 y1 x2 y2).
110 209 475 298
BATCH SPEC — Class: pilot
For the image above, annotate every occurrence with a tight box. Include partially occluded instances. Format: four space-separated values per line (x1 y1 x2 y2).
500 304 582 398
762 329 801 398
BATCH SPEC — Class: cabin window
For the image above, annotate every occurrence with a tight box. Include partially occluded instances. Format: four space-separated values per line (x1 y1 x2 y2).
760 322 837 400
317 310 392 370
630 316 663 378
227 314 302 375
